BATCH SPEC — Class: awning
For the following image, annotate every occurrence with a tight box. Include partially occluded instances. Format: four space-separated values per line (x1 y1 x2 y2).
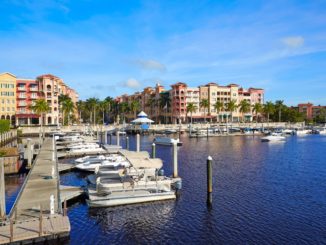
131 118 154 123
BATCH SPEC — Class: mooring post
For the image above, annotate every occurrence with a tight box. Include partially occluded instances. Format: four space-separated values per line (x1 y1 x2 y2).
104 131 108 145
152 143 156 158
97 130 100 143
63 199 67 216
0 158 6 220
39 205 43 236
172 141 178 178
109 134 112 145
126 137 129 150
39 127 42 145
207 156 213 206
10 218 13 242
136 134 140 152
50 194 55 215
117 132 120 146
207 127 209 138
27 138 32 168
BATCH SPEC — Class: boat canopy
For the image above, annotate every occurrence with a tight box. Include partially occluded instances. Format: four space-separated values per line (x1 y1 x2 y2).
119 150 162 169
131 111 154 124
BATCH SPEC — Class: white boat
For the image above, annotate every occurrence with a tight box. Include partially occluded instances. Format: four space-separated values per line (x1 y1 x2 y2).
295 129 311 135
68 147 106 154
75 155 108 164
154 136 182 146
261 133 286 142
68 142 99 149
317 127 326 135
283 129 295 135
75 155 128 171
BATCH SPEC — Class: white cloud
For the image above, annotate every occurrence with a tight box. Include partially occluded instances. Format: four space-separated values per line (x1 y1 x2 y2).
133 59 166 72
124 78 141 88
282 36 304 48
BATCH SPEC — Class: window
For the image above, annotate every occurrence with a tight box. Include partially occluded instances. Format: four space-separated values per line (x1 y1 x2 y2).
7 99 10 104
7 107 10 111
12 107 15 111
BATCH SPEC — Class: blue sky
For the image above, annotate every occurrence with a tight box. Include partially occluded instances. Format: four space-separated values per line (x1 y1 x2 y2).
1 0 326 105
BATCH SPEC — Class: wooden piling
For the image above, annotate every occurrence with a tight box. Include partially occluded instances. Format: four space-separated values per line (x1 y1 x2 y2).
39 206 43 236
10 218 13 242
152 143 156 158
104 131 108 144
207 156 213 206
0 158 6 219
136 134 140 152
63 199 67 216
117 132 120 146
126 137 129 150
172 142 178 178
27 138 32 168
109 134 112 145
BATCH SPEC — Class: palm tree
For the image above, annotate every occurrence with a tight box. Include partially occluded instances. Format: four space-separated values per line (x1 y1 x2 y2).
252 103 263 123
186 102 197 124
200 99 209 123
239 100 251 122
76 101 84 124
104 96 114 123
86 97 99 126
130 100 141 119
30 98 50 139
275 100 285 122
119 102 129 123
213 101 224 123
99 100 109 124
146 97 156 118
263 101 275 124
159 93 171 124
61 98 75 126
225 99 238 123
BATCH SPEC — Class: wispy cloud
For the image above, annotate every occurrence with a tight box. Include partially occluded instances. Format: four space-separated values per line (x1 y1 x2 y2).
123 78 141 89
282 36 304 48
132 59 166 72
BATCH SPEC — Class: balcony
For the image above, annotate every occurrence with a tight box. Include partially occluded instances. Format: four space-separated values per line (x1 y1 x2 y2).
29 87 38 91
18 102 27 107
17 86 26 91
18 95 26 99
30 96 38 99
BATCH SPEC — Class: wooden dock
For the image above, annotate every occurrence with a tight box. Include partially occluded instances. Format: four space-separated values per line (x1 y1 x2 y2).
0 138 70 244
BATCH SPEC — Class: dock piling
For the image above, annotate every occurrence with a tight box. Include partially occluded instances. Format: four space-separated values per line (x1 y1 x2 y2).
136 134 140 152
126 137 129 150
10 218 13 242
117 132 120 146
63 199 67 216
27 138 32 168
39 206 43 236
152 143 156 158
207 156 213 206
109 134 112 145
104 131 108 144
50 194 55 215
172 142 178 178
0 158 5 220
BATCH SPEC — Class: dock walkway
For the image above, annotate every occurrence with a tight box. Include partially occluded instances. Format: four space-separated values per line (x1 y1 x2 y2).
0 138 70 244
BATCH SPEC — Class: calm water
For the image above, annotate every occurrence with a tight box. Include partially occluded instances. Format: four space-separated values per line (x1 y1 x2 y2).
5 134 326 244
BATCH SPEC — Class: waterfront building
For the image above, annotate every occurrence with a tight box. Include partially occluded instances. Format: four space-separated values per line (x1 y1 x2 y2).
16 78 40 125
115 81 264 123
0 72 16 125
297 103 326 120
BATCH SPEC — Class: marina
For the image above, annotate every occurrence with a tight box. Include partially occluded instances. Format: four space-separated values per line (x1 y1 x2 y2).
1 129 326 244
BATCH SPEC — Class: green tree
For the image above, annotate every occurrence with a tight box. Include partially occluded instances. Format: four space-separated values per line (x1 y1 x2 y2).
0 120 10 134
239 100 251 122
225 99 238 123
119 102 129 123
213 101 224 123
263 101 275 123
129 100 141 119
99 100 109 124
86 97 99 125
186 102 197 124
30 99 50 139
159 92 171 124
61 98 75 125
200 99 209 123
252 103 263 122
275 100 285 122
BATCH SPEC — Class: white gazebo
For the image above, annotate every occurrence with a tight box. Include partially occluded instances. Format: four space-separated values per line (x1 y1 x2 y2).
131 111 154 130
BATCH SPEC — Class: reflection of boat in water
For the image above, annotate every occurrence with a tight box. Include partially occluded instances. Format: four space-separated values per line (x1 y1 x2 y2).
154 136 182 146
261 133 286 142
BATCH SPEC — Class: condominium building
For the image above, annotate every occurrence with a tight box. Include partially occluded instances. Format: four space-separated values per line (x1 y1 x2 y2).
297 103 326 120
115 81 264 123
0 72 16 124
16 78 40 125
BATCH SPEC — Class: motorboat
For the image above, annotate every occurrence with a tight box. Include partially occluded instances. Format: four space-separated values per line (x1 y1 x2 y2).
67 147 106 154
68 142 99 149
164 128 177 134
283 129 295 135
261 133 286 142
75 154 108 164
295 129 311 135
154 136 182 146
75 155 128 171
